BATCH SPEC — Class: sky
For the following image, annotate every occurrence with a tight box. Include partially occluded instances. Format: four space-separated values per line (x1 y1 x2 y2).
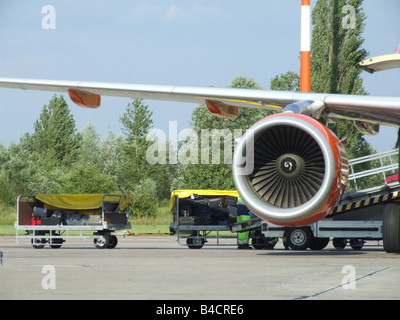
0 0 399 153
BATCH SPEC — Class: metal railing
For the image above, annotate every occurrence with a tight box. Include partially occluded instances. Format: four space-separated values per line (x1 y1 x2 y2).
348 149 398 191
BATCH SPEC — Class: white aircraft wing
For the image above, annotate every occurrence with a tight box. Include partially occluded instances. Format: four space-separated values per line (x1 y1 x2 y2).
1 77 400 127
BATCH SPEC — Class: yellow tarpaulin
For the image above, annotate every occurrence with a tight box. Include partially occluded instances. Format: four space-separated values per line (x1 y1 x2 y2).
169 189 238 214
35 194 128 212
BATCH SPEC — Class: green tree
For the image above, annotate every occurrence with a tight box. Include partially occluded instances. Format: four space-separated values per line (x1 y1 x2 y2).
78 121 101 167
270 71 300 92
129 177 158 218
1 136 40 195
118 98 167 216
119 98 154 192
311 0 368 95
59 163 119 194
0 144 15 204
177 77 271 190
311 0 375 162
30 94 81 168
98 129 123 183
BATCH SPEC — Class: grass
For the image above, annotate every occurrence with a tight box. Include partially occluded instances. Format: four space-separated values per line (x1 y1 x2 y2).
127 201 171 234
0 204 17 235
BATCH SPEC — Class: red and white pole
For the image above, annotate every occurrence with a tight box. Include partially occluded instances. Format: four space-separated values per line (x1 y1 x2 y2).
300 0 311 92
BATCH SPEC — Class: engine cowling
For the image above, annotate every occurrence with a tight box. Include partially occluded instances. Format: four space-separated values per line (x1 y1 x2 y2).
232 113 348 226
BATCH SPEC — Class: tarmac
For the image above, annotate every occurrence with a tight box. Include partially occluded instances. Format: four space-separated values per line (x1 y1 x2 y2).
0 235 399 300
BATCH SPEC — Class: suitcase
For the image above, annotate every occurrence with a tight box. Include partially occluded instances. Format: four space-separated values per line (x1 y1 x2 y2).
193 204 212 216
178 199 194 216
224 195 238 206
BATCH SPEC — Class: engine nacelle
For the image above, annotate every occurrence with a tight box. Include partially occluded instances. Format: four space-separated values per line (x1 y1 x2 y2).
233 113 348 226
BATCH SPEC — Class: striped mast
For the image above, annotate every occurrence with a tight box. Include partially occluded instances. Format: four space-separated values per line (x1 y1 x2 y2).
300 0 311 92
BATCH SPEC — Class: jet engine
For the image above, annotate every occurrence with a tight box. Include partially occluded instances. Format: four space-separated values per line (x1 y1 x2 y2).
233 113 348 226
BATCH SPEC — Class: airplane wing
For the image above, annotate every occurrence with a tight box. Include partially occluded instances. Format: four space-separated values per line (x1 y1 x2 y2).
2 76 400 229
1 77 400 127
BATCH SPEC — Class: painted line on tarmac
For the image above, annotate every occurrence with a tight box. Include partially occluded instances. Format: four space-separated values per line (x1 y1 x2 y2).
294 267 391 300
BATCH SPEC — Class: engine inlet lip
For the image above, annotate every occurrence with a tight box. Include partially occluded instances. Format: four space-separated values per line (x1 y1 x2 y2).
233 116 335 223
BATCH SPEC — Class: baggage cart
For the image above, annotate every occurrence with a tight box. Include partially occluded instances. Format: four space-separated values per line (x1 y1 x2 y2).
15 193 131 249
169 190 262 249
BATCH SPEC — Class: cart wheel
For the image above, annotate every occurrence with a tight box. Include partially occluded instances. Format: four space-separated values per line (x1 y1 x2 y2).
309 237 330 250
94 234 110 249
107 235 118 249
350 239 364 250
50 238 63 249
187 237 205 249
31 238 45 249
333 238 347 250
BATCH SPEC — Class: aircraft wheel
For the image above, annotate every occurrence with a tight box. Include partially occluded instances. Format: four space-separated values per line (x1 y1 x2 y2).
383 203 400 253
286 227 313 250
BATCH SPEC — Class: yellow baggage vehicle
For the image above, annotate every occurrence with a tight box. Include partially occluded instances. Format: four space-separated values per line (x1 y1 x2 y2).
169 189 263 249
15 194 130 249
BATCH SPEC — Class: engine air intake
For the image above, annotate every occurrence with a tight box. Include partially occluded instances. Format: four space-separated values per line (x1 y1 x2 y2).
250 125 325 208
233 113 348 226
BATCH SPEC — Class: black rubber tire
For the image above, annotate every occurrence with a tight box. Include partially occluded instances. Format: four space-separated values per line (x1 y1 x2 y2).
94 234 110 249
31 238 45 249
309 237 330 250
286 227 313 250
186 237 205 249
107 235 118 249
383 203 400 253
50 238 63 249
333 238 347 250
350 239 364 250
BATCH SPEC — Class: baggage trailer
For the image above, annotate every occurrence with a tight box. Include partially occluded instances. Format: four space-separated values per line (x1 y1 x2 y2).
169 190 237 248
15 194 131 249
169 189 262 249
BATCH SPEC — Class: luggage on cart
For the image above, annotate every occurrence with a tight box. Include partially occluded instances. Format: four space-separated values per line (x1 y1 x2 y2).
16 194 131 249
176 195 230 225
